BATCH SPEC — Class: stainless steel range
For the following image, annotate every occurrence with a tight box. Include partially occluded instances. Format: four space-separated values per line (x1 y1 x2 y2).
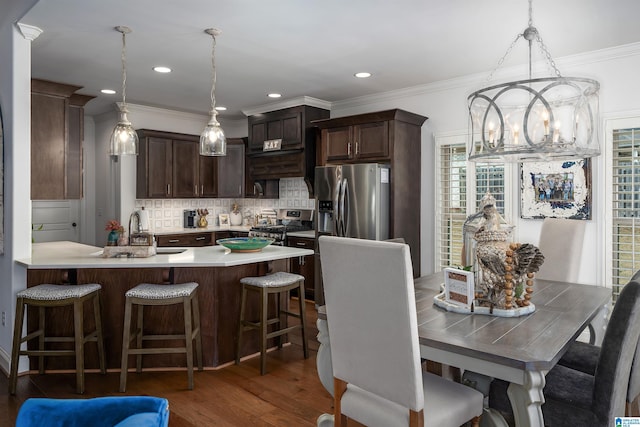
249 209 314 246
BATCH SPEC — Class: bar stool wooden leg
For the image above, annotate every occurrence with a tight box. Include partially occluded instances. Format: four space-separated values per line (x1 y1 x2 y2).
183 296 194 390
236 286 247 365
260 287 268 375
73 298 86 394
9 298 25 395
93 292 106 374
136 304 144 373
119 298 133 393
38 306 45 374
298 280 309 358
192 293 203 371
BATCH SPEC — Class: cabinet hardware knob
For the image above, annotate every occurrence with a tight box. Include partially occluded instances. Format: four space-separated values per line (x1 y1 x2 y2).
168 239 180 243
195 236 205 241
347 142 352 157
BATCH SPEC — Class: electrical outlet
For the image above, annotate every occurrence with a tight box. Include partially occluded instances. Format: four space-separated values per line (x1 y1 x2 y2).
1 311 5 327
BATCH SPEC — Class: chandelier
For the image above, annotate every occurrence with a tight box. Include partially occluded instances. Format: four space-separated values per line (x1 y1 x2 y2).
467 0 600 163
109 26 139 156
200 28 226 156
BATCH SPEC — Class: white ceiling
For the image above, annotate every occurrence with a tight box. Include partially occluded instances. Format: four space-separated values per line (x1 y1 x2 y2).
19 0 640 119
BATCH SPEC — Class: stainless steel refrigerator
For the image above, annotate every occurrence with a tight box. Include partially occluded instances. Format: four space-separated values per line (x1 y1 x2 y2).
314 163 390 304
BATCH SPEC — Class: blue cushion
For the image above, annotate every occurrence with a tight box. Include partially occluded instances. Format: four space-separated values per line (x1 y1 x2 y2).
16 396 169 427
114 412 162 427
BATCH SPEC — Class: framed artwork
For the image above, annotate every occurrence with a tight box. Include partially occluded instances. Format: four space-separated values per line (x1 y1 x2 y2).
218 213 230 228
520 159 592 220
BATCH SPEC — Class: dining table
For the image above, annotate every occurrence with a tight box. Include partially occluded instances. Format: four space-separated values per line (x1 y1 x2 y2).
315 271 612 427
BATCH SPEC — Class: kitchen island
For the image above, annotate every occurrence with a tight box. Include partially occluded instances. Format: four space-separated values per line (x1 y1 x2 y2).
16 241 313 370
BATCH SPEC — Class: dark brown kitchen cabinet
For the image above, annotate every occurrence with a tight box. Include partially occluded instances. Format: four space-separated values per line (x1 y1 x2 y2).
156 232 214 247
323 121 389 163
137 129 215 199
248 108 303 154
216 138 245 198
287 236 315 300
314 109 427 278
247 105 329 189
31 79 94 200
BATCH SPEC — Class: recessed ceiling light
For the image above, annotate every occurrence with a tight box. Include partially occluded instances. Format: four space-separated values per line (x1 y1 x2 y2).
215 106 227 111
354 72 371 78
268 93 282 98
153 66 172 73
101 89 116 94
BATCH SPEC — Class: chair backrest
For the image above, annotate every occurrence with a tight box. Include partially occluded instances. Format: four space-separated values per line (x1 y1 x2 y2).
627 269 640 402
593 279 640 424
318 235 424 412
536 217 586 282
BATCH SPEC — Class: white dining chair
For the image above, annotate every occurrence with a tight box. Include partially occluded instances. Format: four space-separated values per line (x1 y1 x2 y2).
536 217 609 345
319 236 483 427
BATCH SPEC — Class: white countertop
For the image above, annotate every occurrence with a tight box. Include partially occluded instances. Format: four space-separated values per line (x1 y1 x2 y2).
153 226 252 236
17 241 313 269
286 230 316 238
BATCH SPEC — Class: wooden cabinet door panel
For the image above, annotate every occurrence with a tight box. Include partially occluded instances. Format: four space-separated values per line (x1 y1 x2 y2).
146 137 173 198
217 140 244 198
281 112 303 150
354 121 389 160
31 93 67 200
324 126 352 162
199 155 217 198
249 121 266 154
172 140 199 198
287 236 315 299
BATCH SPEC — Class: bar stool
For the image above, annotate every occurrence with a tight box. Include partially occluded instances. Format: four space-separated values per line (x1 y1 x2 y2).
9 283 106 395
236 272 308 375
119 282 203 392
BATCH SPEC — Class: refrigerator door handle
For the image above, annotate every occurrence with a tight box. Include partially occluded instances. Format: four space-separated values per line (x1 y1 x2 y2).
337 178 346 237
333 179 341 236
341 177 349 236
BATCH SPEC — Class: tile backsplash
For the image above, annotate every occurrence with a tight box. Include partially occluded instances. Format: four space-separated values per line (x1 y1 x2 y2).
135 177 315 231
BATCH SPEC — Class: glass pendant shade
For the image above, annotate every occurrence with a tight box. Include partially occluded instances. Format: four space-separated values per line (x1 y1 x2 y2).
109 105 139 156
200 112 226 156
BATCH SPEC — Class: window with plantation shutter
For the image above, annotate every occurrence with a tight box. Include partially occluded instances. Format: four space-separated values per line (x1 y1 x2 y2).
610 125 640 302
435 134 506 271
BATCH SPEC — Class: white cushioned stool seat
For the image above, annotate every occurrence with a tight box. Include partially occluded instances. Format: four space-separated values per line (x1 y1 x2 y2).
236 271 308 375
9 283 106 395
119 282 203 392
125 282 198 299
240 272 304 288
17 283 102 300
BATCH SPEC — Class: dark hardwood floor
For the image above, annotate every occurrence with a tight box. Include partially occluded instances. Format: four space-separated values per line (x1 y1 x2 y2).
0 299 335 426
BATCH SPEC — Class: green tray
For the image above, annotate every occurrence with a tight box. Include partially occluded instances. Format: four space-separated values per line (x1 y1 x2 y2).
216 237 275 252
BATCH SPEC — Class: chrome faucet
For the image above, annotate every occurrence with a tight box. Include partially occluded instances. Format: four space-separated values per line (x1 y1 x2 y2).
128 211 141 245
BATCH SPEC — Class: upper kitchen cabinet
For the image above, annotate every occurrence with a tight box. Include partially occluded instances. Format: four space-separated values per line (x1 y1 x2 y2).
247 105 329 189
314 109 426 166
31 79 95 200
136 130 245 199
216 138 246 198
136 129 214 199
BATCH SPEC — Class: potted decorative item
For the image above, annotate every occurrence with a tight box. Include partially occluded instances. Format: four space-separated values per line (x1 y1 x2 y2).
105 220 124 246
197 209 209 228
230 201 243 226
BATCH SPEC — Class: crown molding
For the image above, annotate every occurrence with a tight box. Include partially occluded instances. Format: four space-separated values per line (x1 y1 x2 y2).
241 96 331 116
16 23 42 41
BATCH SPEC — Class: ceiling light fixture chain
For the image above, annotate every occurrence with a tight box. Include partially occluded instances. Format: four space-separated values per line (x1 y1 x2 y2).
208 28 218 115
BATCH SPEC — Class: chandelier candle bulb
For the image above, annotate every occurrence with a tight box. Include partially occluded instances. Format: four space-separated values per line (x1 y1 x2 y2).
512 124 519 145
553 121 561 143
488 122 495 145
542 111 550 135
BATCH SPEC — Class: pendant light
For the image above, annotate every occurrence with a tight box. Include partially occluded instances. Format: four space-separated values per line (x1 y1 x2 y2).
467 0 600 163
200 28 226 156
109 26 138 156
